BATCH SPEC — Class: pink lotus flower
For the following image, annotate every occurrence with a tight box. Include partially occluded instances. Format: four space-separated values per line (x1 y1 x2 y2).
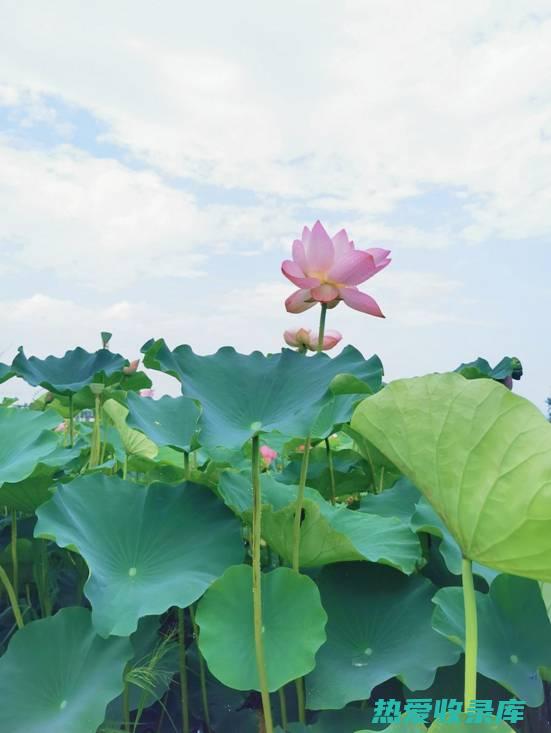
139 388 155 398
260 445 278 468
284 327 342 352
282 221 390 316
123 359 140 375
54 421 66 432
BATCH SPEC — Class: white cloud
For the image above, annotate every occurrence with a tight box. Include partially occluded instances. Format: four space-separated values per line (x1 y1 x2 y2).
0 1 550 242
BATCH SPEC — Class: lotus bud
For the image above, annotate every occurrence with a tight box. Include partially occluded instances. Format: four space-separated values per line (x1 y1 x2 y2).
123 359 140 375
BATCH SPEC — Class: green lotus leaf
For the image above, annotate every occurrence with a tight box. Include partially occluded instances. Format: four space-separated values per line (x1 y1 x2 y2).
305 563 460 710
351 373 551 581
141 340 383 448
360 478 421 524
354 722 427 733
428 715 513 731
411 498 498 586
432 574 551 706
103 398 158 460
0 606 132 733
12 346 130 395
126 391 200 452
0 362 14 384
344 426 402 493
196 564 327 691
219 471 421 573
0 443 83 512
455 356 519 382
314 710 425 733
0 407 59 485
34 475 244 636
280 444 372 501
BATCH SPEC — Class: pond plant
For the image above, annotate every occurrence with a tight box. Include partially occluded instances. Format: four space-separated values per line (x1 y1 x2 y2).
0 221 549 733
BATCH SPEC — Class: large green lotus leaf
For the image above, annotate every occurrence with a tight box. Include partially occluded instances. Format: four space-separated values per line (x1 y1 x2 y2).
351 373 551 581
455 356 518 382
0 362 14 384
219 471 421 573
428 716 513 732
305 563 459 710
126 391 200 451
411 498 498 586
0 443 83 512
344 426 402 493
360 478 421 524
314 710 426 733
280 445 372 501
142 339 383 448
432 574 551 706
196 564 327 691
0 407 59 484
12 346 129 395
103 398 158 460
34 475 244 636
0 606 132 733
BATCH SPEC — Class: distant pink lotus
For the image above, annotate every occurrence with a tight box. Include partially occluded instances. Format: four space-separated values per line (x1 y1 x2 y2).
54 421 66 433
139 388 155 398
260 445 278 468
284 327 342 352
282 221 390 316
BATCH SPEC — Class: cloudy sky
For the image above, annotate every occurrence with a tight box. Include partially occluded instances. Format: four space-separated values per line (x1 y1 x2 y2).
0 1 550 409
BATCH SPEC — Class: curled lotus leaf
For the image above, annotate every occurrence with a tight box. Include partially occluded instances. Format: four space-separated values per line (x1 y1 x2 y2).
351 373 551 582
141 339 383 448
12 346 130 395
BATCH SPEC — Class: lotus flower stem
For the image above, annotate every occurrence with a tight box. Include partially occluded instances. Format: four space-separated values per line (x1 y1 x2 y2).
316 304 328 352
123 676 131 731
462 557 478 711
278 687 288 730
177 608 190 733
69 394 74 448
183 451 190 480
0 565 24 629
251 434 274 733
291 436 311 724
325 438 336 505
190 604 211 732
10 510 18 599
292 436 312 572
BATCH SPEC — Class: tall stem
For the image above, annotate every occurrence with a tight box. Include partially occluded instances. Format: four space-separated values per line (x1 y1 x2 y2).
10 510 18 599
278 687 288 730
183 451 190 480
177 608 190 733
0 566 24 629
292 437 311 572
325 438 336 505
317 304 328 351
69 394 74 448
190 604 211 733
291 437 311 725
251 435 274 733
462 557 478 711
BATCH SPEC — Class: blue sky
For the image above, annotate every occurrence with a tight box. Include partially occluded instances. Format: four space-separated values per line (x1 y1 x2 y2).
0 1 550 409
